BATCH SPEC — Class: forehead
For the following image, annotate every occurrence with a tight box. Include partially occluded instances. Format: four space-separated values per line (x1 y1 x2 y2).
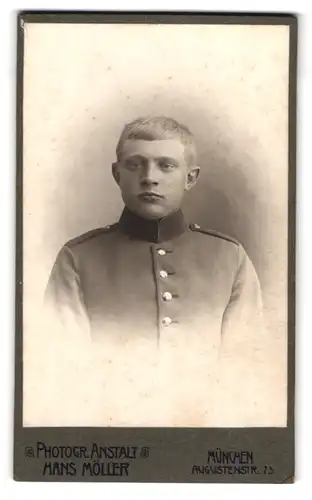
120 139 186 159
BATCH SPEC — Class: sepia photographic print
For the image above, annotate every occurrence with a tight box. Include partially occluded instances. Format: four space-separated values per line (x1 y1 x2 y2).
15 12 296 482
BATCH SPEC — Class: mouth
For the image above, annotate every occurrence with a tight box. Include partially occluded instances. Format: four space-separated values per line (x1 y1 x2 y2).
138 192 164 202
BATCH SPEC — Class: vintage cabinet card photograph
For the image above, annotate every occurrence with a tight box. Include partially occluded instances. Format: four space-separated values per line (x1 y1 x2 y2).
15 12 296 482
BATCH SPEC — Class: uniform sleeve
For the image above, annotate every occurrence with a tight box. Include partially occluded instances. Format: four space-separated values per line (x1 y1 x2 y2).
28 247 94 425
222 244 264 339
216 245 277 426
44 245 91 338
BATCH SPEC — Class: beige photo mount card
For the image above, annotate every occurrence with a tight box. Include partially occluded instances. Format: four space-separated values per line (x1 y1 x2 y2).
14 11 296 483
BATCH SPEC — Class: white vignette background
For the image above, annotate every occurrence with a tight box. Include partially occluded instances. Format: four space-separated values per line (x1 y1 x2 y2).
23 22 289 427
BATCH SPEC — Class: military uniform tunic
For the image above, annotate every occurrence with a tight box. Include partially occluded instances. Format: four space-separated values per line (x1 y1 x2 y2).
44 208 273 427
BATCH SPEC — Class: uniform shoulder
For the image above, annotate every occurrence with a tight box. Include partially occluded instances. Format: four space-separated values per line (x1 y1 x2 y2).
65 223 118 248
189 223 240 246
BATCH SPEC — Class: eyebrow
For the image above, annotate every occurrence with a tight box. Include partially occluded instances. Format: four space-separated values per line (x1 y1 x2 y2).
123 154 179 164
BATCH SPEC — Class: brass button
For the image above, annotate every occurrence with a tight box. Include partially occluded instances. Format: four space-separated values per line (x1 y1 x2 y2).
159 270 168 279
162 292 173 301
161 317 172 326
157 249 166 256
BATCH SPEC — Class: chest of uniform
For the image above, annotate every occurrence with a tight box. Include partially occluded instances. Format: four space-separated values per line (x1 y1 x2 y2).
79 234 234 337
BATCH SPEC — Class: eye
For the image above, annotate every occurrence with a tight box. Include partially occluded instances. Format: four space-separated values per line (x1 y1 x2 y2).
124 159 142 170
158 161 176 171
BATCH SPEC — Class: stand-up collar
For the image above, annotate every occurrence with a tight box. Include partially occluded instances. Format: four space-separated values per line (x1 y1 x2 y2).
118 207 187 243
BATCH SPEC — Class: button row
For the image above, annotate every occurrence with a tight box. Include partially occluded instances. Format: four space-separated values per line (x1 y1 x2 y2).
157 249 174 327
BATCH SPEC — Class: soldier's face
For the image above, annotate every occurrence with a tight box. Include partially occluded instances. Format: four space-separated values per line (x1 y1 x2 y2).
113 139 199 219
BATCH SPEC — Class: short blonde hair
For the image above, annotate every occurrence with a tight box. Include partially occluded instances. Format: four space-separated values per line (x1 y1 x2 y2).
116 116 197 165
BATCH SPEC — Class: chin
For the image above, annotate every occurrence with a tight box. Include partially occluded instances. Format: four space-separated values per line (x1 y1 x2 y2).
134 204 168 220
138 208 166 220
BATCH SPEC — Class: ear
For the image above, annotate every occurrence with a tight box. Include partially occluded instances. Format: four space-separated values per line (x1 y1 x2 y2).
112 162 120 185
185 166 200 191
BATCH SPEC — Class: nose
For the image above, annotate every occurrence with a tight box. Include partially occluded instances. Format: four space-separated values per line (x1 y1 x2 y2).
140 160 159 187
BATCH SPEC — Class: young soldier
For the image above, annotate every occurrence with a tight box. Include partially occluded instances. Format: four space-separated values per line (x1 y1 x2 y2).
44 116 273 427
